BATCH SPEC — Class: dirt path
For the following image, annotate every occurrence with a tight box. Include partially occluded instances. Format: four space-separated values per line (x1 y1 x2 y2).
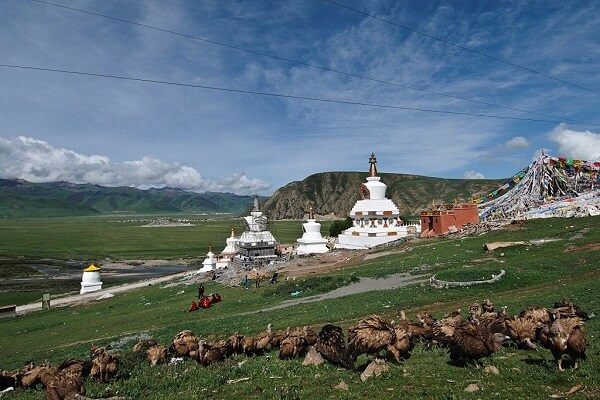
237 272 429 315
15 271 193 314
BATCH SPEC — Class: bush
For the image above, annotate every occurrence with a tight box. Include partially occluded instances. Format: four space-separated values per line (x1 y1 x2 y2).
328 217 353 237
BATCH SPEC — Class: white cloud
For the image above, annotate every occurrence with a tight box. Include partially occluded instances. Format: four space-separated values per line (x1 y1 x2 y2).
0 136 269 194
503 136 529 150
464 170 485 179
549 124 600 160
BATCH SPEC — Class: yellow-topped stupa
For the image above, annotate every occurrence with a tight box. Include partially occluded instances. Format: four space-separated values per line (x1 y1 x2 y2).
80 264 103 294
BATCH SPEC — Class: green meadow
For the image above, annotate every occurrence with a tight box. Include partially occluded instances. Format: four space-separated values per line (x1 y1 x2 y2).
0 216 598 399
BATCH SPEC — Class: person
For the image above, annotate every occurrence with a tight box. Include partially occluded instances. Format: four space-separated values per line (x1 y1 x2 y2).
199 296 211 309
197 284 205 300
211 293 221 303
212 272 217 281
241 275 249 289
188 301 198 312
269 272 278 284
255 274 261 288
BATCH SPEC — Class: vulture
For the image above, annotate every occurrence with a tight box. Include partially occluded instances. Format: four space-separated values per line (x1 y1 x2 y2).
482 299 495 313
44 372 85 400
0 373 16 391
347 315 395 362
519 306 550 328
279 326 313 360
253 324 273 355
269 327 290 349
506 317 538 349
553 299 590 320
315 324 353 369
227 333 245 354
192 340 229 366
431 309 463 347
21 363 57 388
386 324 413 363
133 338 158 353
90 346 118 382
147 345 169 366
19 361 86 400
448 322 510 367
169 330 199 357
540 314 587 371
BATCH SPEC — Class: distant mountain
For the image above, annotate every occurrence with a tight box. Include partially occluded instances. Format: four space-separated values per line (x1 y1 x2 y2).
261 172 504 219
0 179 257 218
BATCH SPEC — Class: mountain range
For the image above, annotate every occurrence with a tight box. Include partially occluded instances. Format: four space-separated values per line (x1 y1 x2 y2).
0 173 503 219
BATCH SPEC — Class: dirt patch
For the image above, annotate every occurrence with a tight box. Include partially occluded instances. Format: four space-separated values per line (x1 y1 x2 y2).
564 242 600 253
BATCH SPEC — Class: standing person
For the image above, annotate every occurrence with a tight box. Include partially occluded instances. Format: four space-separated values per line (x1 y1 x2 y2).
255 274 261 288
197 284 205 300
241 275 249 289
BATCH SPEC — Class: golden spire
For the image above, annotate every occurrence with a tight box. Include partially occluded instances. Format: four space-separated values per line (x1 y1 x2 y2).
230 227 235 237
308 204 314 220
368 153 378 177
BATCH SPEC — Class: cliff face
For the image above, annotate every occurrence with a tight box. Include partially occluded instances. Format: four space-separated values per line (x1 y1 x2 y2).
262 172 503 220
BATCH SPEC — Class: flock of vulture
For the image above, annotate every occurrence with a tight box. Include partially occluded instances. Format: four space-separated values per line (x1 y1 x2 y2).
0 299 590 399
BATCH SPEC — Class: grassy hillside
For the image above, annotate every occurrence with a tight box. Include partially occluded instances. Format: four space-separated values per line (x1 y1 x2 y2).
1 216 598 399
0 179 256 218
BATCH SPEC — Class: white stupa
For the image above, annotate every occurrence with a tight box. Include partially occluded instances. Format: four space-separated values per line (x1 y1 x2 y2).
80 264 102 294
199 245 217 273
234 197 279 268
216 228 239 269
296 205 329 255
335 153 415 249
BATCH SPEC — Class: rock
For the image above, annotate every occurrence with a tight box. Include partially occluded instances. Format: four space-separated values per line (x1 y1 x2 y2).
302 346 324 366
484 365 499 375
484 241 527 251
335 381 349 391
464 383 480 393
360 359 389 382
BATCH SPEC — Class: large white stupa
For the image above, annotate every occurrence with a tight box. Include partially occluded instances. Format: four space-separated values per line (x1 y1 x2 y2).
233 197 279 268
335 153 415 249
296 205 329 255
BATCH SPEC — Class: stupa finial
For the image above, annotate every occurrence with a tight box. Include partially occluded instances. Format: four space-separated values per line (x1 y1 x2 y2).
308 204 314 220
253 197 260 211
369 153 378 177
230 227 235 237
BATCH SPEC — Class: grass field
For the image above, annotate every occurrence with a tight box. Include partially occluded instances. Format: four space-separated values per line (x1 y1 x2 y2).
0 216 598 399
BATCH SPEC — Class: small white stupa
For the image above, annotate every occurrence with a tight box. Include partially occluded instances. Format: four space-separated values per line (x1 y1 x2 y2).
335 153 415 249
216 228 239 269
199 245 217 273
80 264 102 294
296 205 329 255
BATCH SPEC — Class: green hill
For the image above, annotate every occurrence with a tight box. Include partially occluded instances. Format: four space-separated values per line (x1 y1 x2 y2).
262 171 504 219
0 179 255 218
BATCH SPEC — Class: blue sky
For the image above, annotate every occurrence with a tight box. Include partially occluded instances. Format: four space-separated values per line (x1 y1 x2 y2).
1 0 599 194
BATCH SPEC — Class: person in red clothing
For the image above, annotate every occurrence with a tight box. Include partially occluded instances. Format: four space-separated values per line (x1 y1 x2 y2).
199 296 211 309
188 301 198 312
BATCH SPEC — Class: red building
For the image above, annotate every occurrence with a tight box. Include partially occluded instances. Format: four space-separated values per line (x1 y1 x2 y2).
420 202 479 237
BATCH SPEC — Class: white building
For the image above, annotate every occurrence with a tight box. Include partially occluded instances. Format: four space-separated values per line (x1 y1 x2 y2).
335 153 417 249
216 228 239 269
199 245 217 273
234 197 279 268
80 264 103 294
296 205 329 255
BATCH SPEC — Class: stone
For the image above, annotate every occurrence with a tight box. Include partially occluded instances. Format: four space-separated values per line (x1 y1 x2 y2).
360 359 389 382
464 383 480 393
302 346 324 366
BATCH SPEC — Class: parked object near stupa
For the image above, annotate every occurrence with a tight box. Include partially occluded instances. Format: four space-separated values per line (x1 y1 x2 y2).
80 264 102 294
296 205 329 255
335 154 419 250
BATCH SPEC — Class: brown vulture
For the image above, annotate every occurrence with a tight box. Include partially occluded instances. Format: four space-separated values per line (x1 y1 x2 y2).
315 324 353 369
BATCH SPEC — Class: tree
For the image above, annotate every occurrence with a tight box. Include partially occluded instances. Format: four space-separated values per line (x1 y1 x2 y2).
329 217 353 237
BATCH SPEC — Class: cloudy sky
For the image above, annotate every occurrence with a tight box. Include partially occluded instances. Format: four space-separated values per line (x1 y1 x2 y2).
1 0 599 194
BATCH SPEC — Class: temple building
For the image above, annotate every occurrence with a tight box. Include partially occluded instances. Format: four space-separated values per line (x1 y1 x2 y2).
335 153 417 249
420 202 479 237
296 205 329 255
233 197 279 268
80 264 102 294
